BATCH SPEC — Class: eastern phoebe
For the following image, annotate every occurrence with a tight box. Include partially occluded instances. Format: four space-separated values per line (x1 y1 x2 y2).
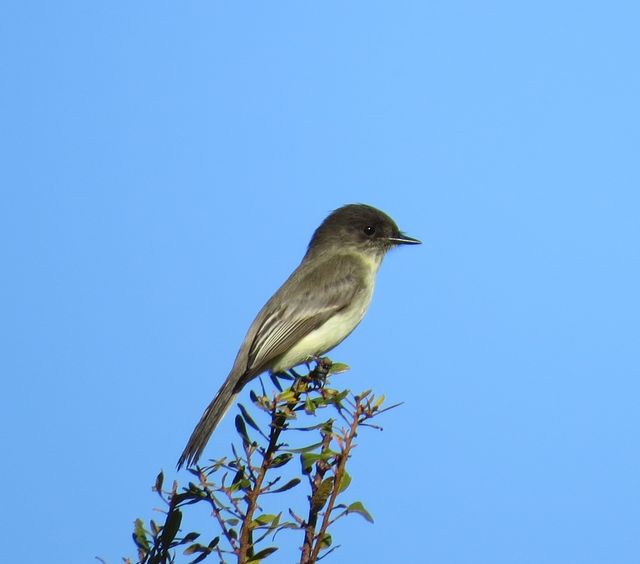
178 203 420 469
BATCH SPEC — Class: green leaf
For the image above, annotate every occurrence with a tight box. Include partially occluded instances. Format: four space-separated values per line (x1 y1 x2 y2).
183 540 217 564
372 394 385 410
276 521 300 532
231 467 245 485
335 390 350 401
304 396 316 415
286 441 325 454
319 532 332 549
323 389 350 405
328 362 350 375
300 452 321 474
238 403 261 432
311 478 334 511
248 546 278 562
254 513 278 525
269 372 284 392
277 390 297 403
132 519 149 551
347 501 374 523
300 450 337 473
190 552 211 564
235 414 250 444
154 470 164 493
270 477 301 493
270 453 292 468
183 543 205 555
182 532 200 543
338 471 352 493
161 507 182 546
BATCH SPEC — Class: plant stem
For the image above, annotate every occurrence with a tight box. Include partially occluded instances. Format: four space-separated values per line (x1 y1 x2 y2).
237 404 287 563
300 428 333 563
307 397 363 563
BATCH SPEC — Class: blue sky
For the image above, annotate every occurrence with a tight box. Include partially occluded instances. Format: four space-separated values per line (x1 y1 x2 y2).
2 1 639 563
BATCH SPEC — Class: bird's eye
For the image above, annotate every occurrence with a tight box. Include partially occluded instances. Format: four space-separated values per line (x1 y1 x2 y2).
363 225 376 236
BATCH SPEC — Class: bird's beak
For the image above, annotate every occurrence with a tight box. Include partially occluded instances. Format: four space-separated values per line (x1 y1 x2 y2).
388 232 421 245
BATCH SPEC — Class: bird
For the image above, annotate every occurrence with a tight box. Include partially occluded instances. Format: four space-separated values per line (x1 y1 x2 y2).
177 203 420 468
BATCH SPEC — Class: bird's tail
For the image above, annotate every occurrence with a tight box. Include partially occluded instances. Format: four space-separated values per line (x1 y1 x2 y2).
177 375 240 469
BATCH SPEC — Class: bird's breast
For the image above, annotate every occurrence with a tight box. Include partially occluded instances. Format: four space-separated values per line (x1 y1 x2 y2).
271 285 374 373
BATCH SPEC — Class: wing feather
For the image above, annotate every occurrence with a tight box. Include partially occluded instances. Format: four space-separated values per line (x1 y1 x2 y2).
245 253 367 373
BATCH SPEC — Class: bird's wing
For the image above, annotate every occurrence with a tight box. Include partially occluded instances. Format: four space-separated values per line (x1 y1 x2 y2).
245 253 368 374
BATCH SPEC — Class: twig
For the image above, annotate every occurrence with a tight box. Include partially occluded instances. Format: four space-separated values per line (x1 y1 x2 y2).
299 426 333 563
307 397 364 562
237 400 287 562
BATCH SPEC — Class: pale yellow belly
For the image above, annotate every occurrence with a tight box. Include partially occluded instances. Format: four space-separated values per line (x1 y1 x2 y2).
271 294 372 373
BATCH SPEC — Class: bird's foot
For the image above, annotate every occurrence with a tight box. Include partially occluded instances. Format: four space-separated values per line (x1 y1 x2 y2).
308 356 332 387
